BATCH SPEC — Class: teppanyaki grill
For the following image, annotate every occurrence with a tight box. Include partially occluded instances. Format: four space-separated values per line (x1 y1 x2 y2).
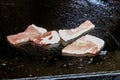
0 0 120 79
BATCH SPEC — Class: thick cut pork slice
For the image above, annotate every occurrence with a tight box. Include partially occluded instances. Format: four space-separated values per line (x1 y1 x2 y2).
62 35 105 57
7 24 47 45
59 20 95 41
33 31 60 45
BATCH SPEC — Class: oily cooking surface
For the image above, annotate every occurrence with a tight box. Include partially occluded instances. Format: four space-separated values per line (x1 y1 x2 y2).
0 0 120 79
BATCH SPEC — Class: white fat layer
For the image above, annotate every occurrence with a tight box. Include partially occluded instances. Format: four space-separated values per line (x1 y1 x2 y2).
85 35 105 49
31 24 47 34
41 31 60 44
59 30 68 41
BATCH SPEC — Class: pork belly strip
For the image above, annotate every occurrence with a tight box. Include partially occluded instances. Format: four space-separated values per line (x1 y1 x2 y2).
59 20 95 41
33 31 60 45
62 35 105 57
7 24 47 45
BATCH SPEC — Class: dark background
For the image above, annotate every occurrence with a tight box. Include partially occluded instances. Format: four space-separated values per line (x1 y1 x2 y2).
0 0 120 79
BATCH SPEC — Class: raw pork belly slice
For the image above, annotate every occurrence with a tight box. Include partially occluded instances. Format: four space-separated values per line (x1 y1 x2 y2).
7 24 47 45
59 20 95 41
62 35 105 57
33 31 60 45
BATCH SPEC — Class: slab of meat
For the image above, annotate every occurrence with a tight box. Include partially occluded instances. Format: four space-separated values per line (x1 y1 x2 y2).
62 35 105 57
33 31 60 45
59 20 95 41
7 24 47 45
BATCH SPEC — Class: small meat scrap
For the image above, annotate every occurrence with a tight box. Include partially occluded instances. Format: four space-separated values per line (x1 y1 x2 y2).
33 31 60 45
7 24 47 45
62 35 105 57
59 20 95 41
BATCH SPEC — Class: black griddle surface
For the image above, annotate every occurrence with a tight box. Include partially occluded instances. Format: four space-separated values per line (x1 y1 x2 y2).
0 0 120 79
